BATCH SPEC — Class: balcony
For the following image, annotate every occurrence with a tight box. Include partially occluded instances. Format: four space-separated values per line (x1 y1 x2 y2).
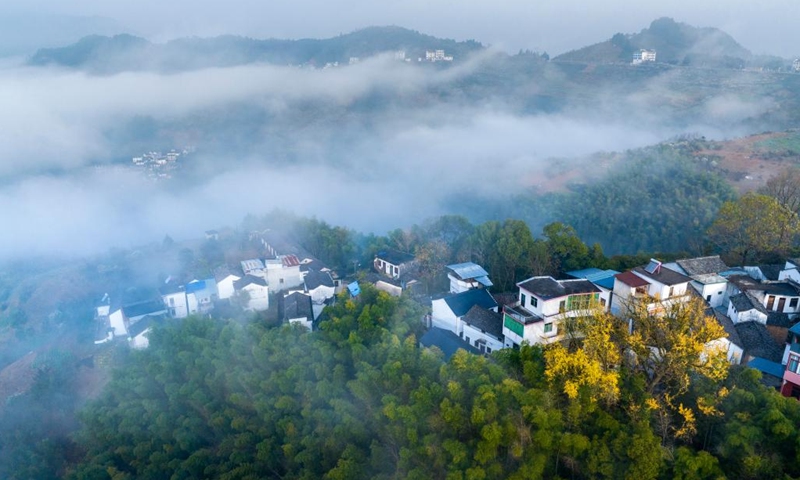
503 303 541 325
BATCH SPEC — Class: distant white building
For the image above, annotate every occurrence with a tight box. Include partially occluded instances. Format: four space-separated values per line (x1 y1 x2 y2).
425 49 453 62
793 59 800 72
632 49 656 65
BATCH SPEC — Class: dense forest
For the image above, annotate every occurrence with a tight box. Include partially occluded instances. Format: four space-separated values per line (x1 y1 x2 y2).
47 285 800 479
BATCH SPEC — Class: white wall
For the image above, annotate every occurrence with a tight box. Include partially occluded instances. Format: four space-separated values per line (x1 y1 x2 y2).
375 280 402 297
308 285 335 305
288 316 312 330
109 309 127 336
266 262 303 291
242 284 269 311
163 292 188 318
697 281 727 308
431 298 460 335
217 275 240 300
462 323 504 353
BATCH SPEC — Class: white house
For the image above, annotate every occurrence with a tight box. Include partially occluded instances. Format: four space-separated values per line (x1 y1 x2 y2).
160 282 189 318
727 292 769 324
446 262 493 294
663 256 729 308
234 275 270 311
185 278 217 315
779 258 800 283
216 273 241 300
461 305 504 354
632 49 656 64
503 276 604 348
611 259 692 316
283 292 313 330
431 288 498 337
265 255 304 292
241 259 266 278
374 250 416 280
304 269 335 304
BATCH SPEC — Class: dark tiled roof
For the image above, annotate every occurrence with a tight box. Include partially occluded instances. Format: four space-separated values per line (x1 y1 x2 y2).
632 266 691 286
676 256 729 276
767 312 792 328
158 281 184 295
304 269 334 290
376 249 415 266
124 300 168 319
420 327 480 360
734 321 785 363
127 315 164 337
517 277 600 300
730 293 756 312
758 265 783 281
443 288 498 317
761 282 800 296
283 292 313 321
234 275 268 289
614 271 650 288
462 305 503 340
711 310 741 346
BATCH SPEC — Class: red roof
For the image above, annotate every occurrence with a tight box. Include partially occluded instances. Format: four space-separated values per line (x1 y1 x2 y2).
614 271 650 288
282 255 300 267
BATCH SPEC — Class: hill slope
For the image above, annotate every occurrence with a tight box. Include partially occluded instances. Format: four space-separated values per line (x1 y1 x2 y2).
29 26 484 73
555 17 754 67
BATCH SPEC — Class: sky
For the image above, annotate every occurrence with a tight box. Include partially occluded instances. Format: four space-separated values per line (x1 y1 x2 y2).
0 1 794 260
3 0 800 57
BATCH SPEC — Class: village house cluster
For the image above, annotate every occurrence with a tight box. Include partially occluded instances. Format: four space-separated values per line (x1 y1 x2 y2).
93 226 800 400
93 230 338 349
131 148 194 180
632 48 657 65
413 254 800 400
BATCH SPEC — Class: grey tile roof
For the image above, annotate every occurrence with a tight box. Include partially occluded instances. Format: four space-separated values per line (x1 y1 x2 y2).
304 269 334 290
234 274 268 289
376 249 415 266
420 327 480 360
711 309 741 346
632 266 692 286
730 293 756 312
676 256 729 276
734 321 785 363
443 288 498 317
758 265 783 281
517 277 600 300
462 305 503 340
766 312 792 328
283 292 313 321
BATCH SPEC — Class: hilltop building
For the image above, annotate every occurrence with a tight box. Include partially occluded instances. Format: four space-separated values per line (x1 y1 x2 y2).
632 49 656 64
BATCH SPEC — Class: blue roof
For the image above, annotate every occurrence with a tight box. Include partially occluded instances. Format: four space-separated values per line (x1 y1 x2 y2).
567 268 605 278
347 281 361 297
185 280 207 294
443 288 498 317
419 327 480 360
791 343 800 353
747 357 786 379
790 323 800 336
447 262 492 286
567 268 619 290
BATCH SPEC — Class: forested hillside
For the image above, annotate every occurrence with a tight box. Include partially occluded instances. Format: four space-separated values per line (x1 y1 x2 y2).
60 286 800 479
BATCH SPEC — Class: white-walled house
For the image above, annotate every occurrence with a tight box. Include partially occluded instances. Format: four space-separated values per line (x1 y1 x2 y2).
185 278 217 315
374 250 416 280
461 305 504 354
283 291 313 330
431 288 498 337
241 259 266 278
446 262 493 294
304 269 335 305
216 273 241 300
159 282 189 318
503 276 604 348
234 275 270 311
663 256 729 308
265 255 304 292
611 259 692 316
779 258 800 283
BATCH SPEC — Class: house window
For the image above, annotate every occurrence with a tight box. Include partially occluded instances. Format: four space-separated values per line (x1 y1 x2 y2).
486 347 492 353
706 295 711 302
669 286 674 298
600 297 607 307
531 296 538 308
544 323 553 334
280 278 284 284
521 293 527 307
169 297 175 306
394 266 399 275
790 355 800 374
559 300 566 312
465 336 471 344
791 298 799 308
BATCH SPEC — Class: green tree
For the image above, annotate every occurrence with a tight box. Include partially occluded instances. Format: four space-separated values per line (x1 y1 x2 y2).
707 192 800 264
